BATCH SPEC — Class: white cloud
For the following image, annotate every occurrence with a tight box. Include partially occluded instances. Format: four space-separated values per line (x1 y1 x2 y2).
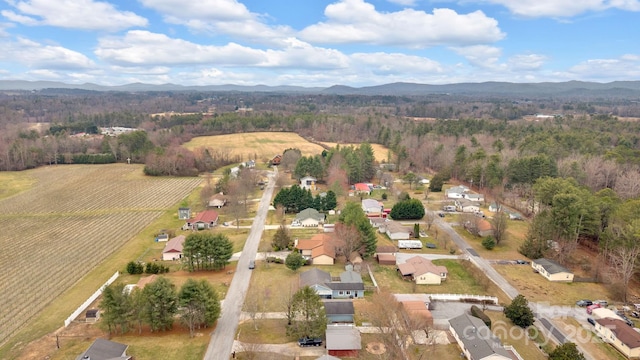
563 55 640 79
139 0 293 44
299 0 504 47
508 54 547 70
351 52 444 75
387 0 418 6
451 45 502 68
2 0 147 31
0 37 94 69
95 31 348 70
482 0 640 18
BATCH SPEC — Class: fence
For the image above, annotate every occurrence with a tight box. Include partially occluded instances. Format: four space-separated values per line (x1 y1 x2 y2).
64 271 120 327
429 293 499 305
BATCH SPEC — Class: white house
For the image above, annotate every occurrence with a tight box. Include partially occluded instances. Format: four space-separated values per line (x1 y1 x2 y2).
384 222 412 240
362 199 383 216
294 208 325 227
455 199 481 213
465 193 484 202
162 235 186 261
300 176 317 191
531 258 574 282
397 256 447 285
449 313 516 360
445 185 469 199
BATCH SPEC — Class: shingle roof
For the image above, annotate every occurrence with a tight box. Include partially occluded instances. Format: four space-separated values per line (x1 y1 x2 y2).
339 270 363 283
311 242 336 259
300 268 331 287
534 258 571 274
296 208 324 221
449 313 511 360
397 256 447 277
163 235 185 254
326 282 365 291
75 338 130 360
376 245 397 253
323 300 355 315
362 198 382 209
596 318 640 349
192 209 219 223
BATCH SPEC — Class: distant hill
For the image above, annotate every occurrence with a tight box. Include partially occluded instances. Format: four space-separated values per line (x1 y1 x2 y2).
1 79 640 97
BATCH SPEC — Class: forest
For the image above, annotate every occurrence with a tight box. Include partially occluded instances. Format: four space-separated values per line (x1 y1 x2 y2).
2 89 640 300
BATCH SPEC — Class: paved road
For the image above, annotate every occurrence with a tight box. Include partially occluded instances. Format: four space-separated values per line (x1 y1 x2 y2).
430 210 596 360
203 169 277 360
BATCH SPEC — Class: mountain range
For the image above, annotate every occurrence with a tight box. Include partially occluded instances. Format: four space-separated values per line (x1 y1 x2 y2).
2 80 640 97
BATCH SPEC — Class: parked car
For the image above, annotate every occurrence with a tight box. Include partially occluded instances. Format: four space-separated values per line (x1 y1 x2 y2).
586 304 601 314
576 299 593 307
426 243 437 249
594 299 608 307
620 315 634 327
298 337 323 347
515 259 530 265
587 318 596 326
631 311 640 319
249 260 255 269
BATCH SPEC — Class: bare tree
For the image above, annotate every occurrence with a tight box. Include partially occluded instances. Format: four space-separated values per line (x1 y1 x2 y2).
490 204 509 245
424 211 436 231
226 181 247 230
614 169 640 200
333 223 363 259
244 287 264 331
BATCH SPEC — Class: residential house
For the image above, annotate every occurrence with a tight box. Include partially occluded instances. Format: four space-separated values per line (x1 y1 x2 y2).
532 258 574 282
208 192 227 208
300 176 318 191
488 202 500 212
362 198 384 217
445 185 469 199
449 313 515 360
369 217 387 230
295 234 335 265
323 300 355 324
465 193 484 202
177 207 191 220
326 324 362 358
595 318 640 359
75 338 131 360
182 210 219 230
385 222 412 240
455 199 481 213
401 301 433 327
397 256 448 285
270 154 282 166
300 268 365 299
300 268 333 298
162 235 186 261
476 219 494 237
353 183 371 195
293 208 325 227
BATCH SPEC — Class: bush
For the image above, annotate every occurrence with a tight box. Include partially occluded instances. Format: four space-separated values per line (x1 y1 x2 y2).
381 193 388 200
470 305 492 328
266 256 283 264
126 261 144 274
482 236 496 250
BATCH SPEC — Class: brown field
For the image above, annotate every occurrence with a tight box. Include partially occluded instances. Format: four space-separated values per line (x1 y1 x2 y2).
182 132 326 160
0 164 202 355
319 142 391 163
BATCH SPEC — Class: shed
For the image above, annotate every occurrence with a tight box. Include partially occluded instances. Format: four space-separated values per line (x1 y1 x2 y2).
75 338 131 360
377 253 396 265
326 325 362 357
85 309 100 323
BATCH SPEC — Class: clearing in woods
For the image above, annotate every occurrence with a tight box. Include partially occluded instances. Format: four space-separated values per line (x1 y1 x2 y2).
182 132 326 160
0 164 202 352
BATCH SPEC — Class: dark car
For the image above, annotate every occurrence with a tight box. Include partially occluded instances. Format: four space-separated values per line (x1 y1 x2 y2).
438 212 445 218
298 337 322 347
426 243 437 249
515 259 529 265
587 318 596 326
576 300 593 307
631 311 640 319
249 260 255 269
620 315 634 327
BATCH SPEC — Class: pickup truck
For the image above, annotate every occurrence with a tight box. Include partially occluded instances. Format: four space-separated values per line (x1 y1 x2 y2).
298 337 323 347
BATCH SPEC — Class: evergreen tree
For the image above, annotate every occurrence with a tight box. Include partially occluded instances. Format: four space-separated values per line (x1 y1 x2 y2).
390 199 425 220
287 286 327 339
99 283 130 335
183 233 234 271
549 342 586 360
179 279 221 337
272 224 292 251
322 190 337 211
339 202 377 257
285 252 306 271
504 295 534 328
143 277 178 332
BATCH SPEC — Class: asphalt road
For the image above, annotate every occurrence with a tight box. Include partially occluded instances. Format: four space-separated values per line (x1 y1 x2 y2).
430 210 596 360
203 169 276 360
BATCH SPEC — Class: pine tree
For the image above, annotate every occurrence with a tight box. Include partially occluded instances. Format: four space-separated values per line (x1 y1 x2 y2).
143 277 178 332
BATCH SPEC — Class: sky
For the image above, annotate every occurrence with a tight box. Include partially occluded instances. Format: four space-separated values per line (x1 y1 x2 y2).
0 0 639 87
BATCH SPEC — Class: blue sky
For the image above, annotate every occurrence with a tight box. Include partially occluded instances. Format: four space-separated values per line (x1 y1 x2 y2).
0 0 638 87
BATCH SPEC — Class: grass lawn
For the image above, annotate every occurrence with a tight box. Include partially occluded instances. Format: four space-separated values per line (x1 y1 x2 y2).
237 319 292 344
494 265 611 305
486 312 548 360
0 171 37 200
319 142 391 163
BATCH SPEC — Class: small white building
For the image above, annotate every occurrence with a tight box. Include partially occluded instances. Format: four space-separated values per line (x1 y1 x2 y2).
385 222 412 240
531 258 574 282
300 176 317 191
445 185 469 199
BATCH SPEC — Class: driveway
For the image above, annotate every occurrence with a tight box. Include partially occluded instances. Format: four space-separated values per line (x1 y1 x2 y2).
203 169 277 360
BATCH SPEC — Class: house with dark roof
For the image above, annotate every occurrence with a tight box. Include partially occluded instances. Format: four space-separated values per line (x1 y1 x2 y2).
323 300 355 323
595 318 640 358
75 338 131 360
397 256 448 285
162 235 186 261
532 258 574 282
300 268 365 299
182 210 219 230
449 313 515 360
326 324 362 358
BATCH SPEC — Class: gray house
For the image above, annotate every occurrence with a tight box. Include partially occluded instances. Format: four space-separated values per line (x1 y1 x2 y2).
323 300 355 323
76 338 131 360
300 269 365 299
449 313 518 360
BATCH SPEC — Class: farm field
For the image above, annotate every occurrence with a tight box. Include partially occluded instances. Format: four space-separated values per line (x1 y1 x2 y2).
319 141 390 163
0 164 202 349
182 132 326 161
